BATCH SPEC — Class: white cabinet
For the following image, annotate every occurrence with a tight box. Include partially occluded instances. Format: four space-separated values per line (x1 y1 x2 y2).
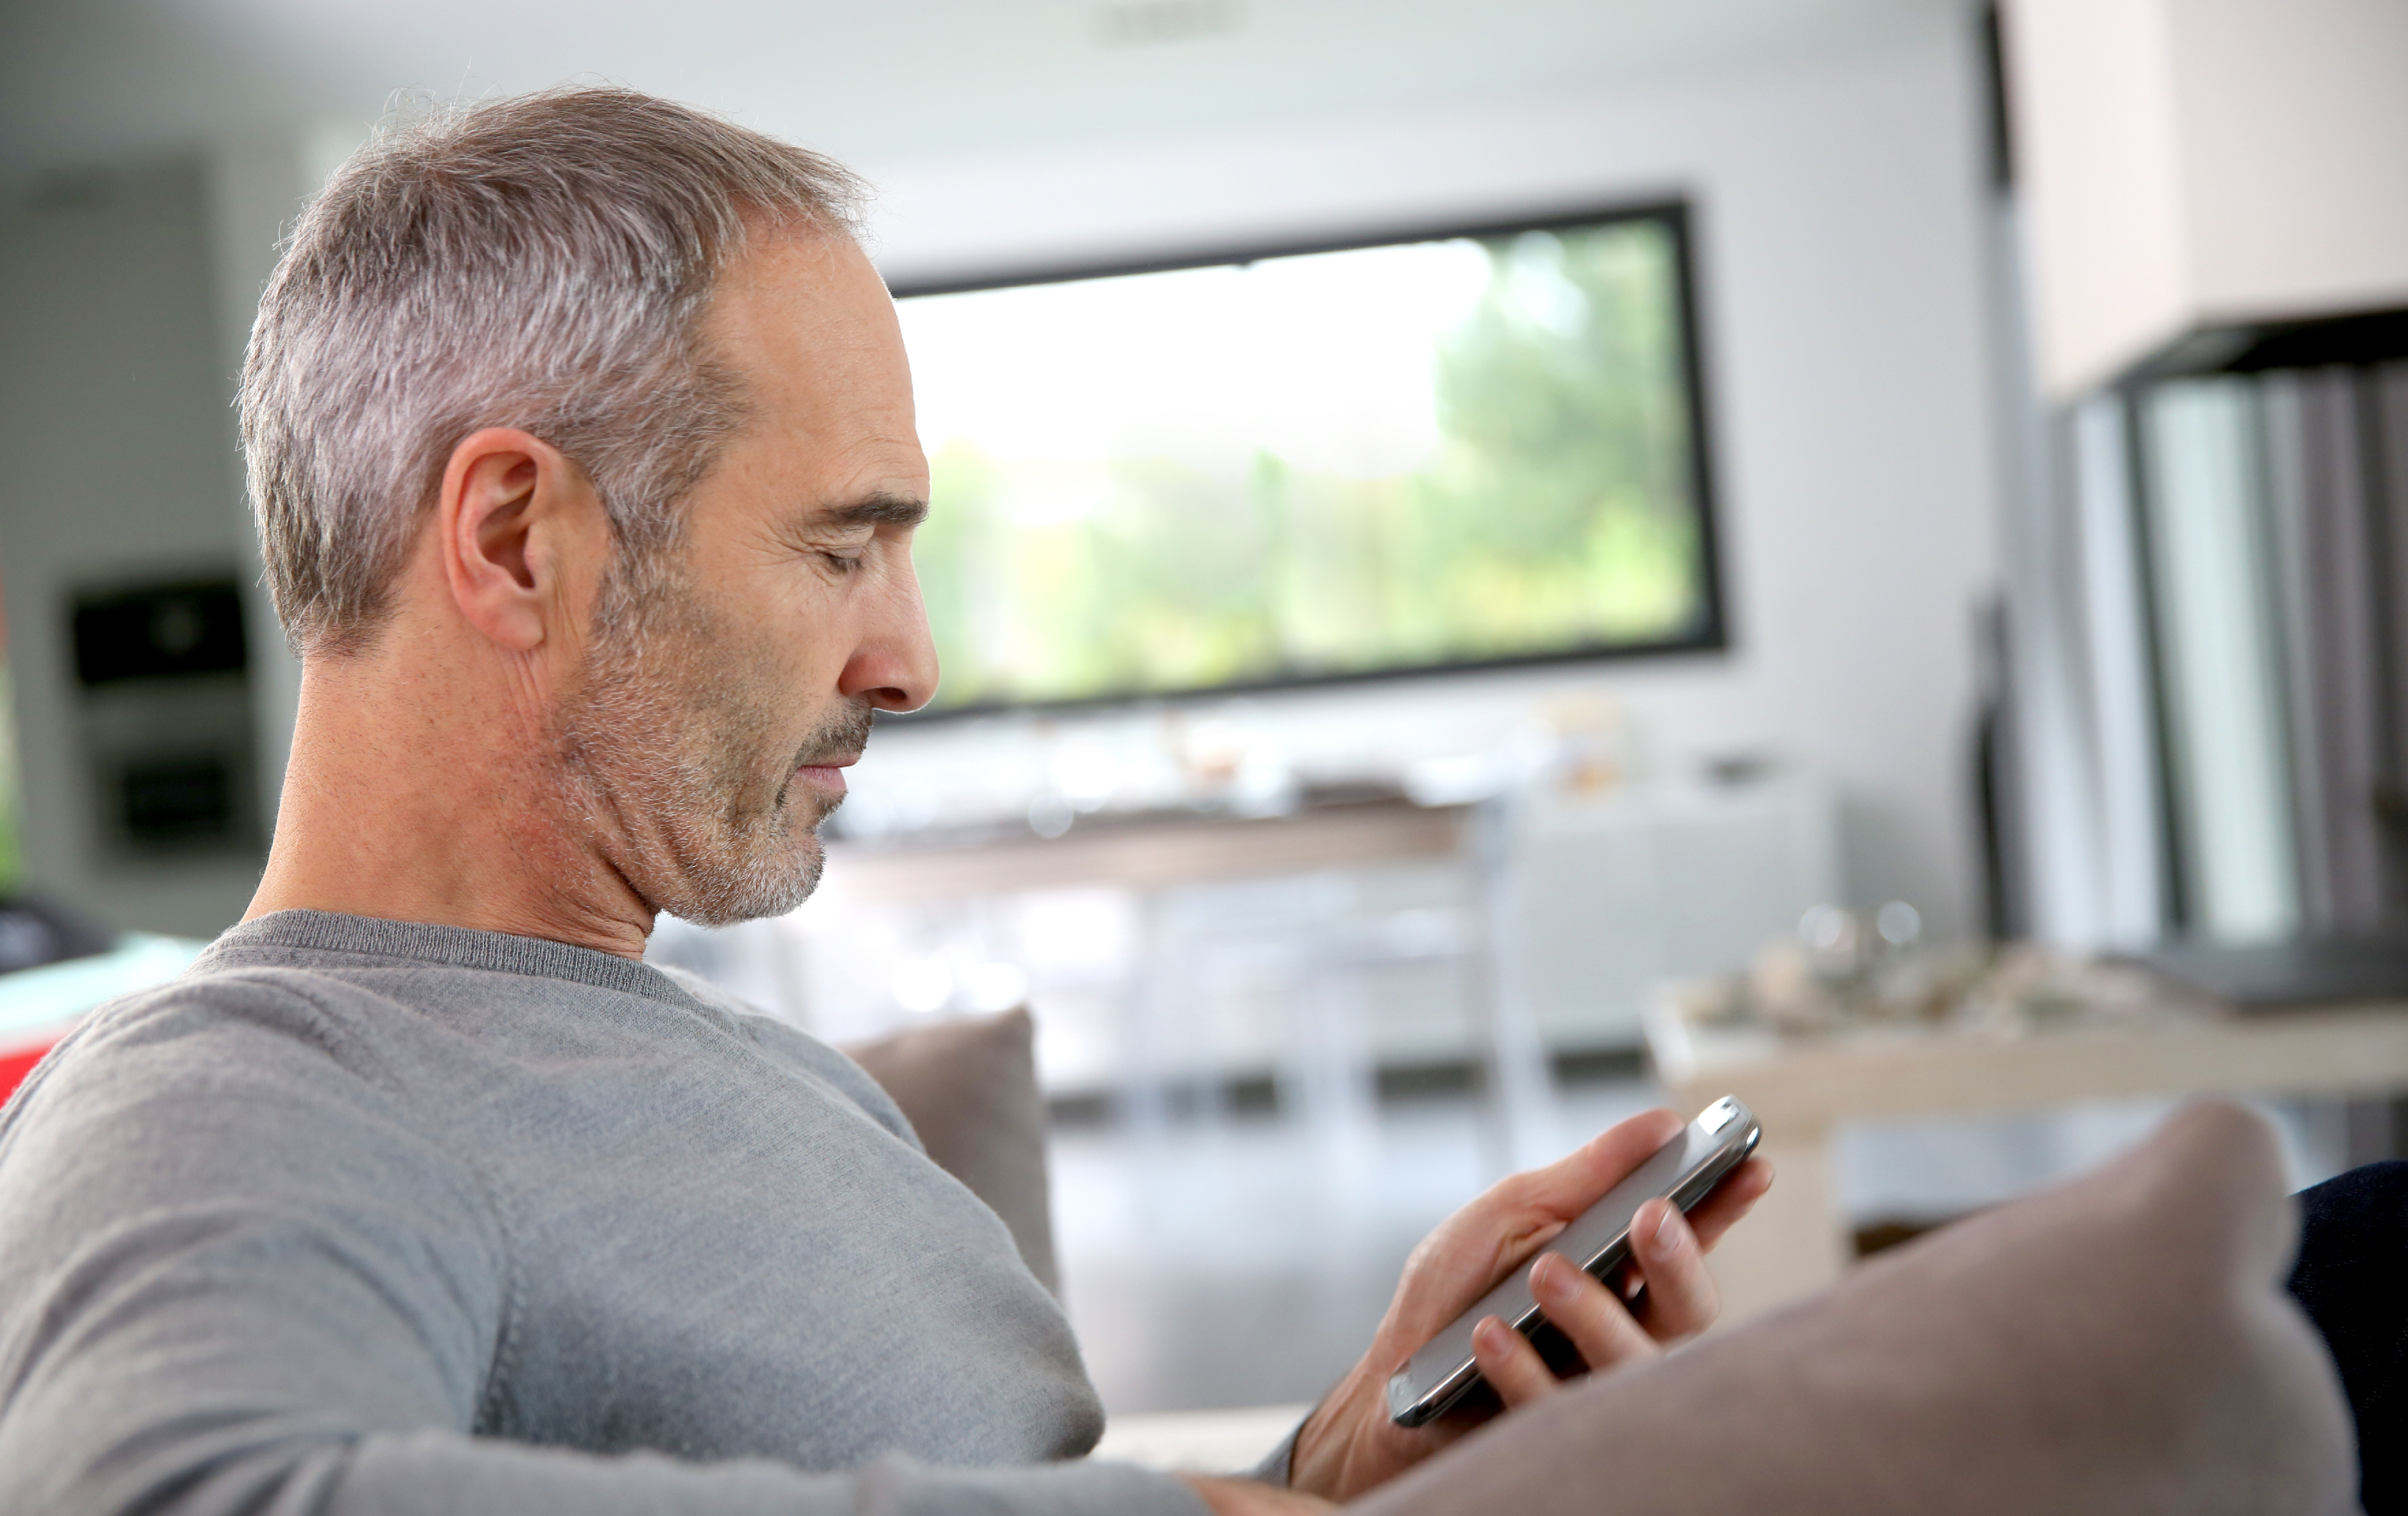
1489 775 1841 1049
2002 0 2408 397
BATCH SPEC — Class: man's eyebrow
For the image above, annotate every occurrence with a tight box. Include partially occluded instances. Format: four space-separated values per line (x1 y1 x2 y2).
824 493 928 530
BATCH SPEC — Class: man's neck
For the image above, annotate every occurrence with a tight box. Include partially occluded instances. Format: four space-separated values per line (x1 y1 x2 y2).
245 650 657 960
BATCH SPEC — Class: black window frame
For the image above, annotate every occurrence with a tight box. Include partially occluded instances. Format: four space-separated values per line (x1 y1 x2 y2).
887 196 1729 719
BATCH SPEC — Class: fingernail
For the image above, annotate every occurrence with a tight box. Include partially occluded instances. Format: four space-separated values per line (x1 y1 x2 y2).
1474 1316 1511 1353
1654 1207 1680 1252
1530 1253 1566 1300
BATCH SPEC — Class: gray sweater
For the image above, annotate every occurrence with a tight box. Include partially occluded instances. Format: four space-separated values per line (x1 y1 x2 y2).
0 910 1209 1516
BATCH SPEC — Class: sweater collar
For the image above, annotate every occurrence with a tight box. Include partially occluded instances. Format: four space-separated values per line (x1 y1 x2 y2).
197 909 702 1009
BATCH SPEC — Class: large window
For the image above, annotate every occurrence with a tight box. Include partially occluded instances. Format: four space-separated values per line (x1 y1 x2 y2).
895 203 1722 713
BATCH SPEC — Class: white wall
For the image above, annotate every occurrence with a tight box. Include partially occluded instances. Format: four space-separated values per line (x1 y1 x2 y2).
0 18 2004 944
2174 0 2408 326
201 127 360 832
854 17 2004 938
0 159 264 936
1995 0 2190 401
2004 0 2408 396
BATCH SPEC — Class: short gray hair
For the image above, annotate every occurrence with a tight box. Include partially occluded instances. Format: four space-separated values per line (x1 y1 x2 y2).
241 87 867 656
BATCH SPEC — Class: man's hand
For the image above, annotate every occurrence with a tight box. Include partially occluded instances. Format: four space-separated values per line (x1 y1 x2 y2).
1283 1108 1772 1504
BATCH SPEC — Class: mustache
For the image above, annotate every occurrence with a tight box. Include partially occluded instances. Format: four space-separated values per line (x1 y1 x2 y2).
793 702 876 770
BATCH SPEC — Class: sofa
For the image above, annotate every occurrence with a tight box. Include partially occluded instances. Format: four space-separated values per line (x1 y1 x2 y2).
850 1008 2361 1515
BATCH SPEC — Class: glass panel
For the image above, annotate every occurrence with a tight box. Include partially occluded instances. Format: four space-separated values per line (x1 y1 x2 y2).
897 213 1709 711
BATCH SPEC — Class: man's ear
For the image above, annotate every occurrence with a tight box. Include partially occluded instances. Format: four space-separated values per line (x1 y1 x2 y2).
435 428 610 653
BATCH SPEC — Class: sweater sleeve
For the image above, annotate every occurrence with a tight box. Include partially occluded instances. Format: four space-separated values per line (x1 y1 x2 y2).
0 981 1206 1516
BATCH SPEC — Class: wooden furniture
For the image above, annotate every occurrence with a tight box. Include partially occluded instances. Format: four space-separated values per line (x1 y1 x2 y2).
825 798 1469 908
1647 992 2408 1323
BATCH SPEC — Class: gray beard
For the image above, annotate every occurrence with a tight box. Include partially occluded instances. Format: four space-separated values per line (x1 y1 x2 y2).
555 564 871 927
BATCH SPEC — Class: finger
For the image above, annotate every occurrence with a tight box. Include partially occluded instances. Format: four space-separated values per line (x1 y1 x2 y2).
1685 1155 1775 1253
1470 1315 1560 1408
1381 1110 1688 1347
1494 1109 1685 1220
1528 1250 1658 1373
1625 1200 1720 1342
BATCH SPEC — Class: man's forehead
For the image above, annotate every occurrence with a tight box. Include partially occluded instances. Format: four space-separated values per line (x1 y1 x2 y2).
706 230 922 494
709 229 897 366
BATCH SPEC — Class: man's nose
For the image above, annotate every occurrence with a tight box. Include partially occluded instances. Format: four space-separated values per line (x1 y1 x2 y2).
837 564 939 714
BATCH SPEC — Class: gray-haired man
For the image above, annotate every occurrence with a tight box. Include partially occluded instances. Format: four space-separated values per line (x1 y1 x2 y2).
0 89 1765 1515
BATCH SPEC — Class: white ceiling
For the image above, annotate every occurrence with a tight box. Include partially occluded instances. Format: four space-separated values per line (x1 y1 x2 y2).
2 0 1960 190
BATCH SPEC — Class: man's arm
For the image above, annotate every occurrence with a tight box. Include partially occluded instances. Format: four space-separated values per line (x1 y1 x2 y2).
0 994 1203 1516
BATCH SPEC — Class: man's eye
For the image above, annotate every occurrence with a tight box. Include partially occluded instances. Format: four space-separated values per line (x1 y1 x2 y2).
823 551 865 574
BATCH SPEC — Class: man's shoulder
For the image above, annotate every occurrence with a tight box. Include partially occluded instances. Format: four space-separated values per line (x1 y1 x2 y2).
650 965 920 1148
0 961 503 1241
0 963 511 1352
15 961 440 1129
65 960 374 1064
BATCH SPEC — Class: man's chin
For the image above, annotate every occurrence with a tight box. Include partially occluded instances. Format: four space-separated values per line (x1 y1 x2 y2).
653 832 827 929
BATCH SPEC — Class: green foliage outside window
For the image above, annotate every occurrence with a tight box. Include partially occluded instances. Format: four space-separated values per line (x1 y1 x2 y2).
905 215 1710 711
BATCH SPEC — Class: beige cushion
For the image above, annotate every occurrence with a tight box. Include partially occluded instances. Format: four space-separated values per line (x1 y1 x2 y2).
1356 1101 2355 1515
841 1008 1059 1294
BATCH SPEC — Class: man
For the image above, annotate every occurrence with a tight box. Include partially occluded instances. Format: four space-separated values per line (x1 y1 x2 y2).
0 89 1766 1515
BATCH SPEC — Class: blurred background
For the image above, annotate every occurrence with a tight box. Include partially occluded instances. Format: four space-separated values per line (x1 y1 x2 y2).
4 0 2407 1420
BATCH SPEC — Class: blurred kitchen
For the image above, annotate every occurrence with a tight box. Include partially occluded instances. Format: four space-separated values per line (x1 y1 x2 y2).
4 0 2407 1422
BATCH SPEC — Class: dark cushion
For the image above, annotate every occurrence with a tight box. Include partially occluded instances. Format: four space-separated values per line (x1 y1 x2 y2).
2290 1157 2408 1512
